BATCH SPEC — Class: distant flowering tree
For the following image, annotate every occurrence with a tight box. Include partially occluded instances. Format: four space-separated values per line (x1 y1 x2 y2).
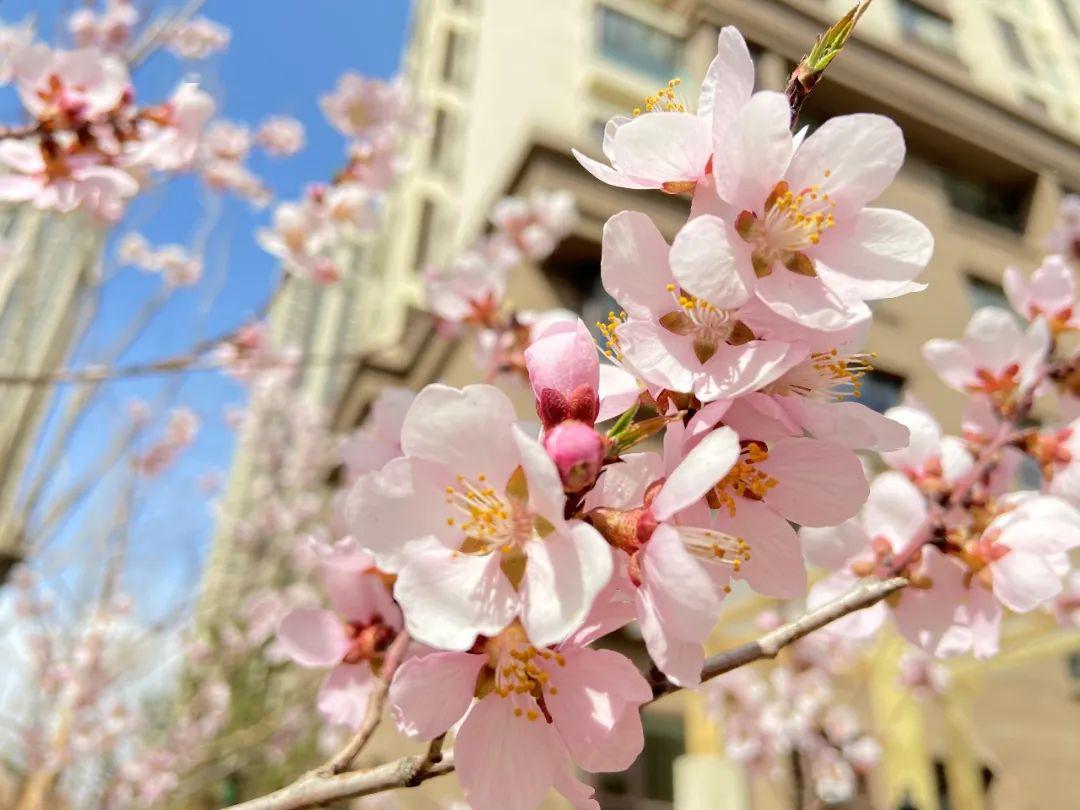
4 2 1080 810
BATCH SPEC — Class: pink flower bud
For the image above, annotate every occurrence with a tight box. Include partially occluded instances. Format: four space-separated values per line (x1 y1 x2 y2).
525 318 600 430
543 420 605 492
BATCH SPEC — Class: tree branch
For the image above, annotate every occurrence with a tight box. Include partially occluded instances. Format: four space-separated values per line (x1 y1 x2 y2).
226 577 906 810
319 631 411 775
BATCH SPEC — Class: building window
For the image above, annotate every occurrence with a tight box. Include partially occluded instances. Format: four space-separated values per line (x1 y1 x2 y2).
942 171 1030 233
963 274 1009 312
429 108 454 174
855 369 905 414
441 28 468 87
1054 0 1080 37
896 0 954 54
995 16 1033 71
414 199 437 269
596 6 682 81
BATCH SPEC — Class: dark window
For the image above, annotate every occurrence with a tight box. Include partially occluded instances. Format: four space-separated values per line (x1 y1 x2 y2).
442 29 467 86
963 275 1009 312
414 200 437 269
1055 0 1080 36
942 171 1030 233
897 0 954 54
1067 651 1080 683
996 16 1033 71
596 6 683 80
429 108 452 173
856 369 905 414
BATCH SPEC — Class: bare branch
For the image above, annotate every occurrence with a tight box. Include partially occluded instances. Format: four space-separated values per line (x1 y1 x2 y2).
225 577 906 810
319 631 411 775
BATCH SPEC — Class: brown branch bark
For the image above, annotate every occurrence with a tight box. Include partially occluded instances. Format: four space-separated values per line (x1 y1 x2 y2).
225 577 906 810
320 631 411 775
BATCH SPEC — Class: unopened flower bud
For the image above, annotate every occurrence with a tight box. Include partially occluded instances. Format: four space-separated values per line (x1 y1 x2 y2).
544 420 605 492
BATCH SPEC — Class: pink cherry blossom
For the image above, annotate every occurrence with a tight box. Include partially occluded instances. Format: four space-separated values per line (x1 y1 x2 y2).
0 140 139 221
320 73 417 143
599 211 806 402
490 190 578 262
389 620 650 810
168 16 231 60
340 387 414 482
276 539 402 727
702 92 932 330
14 43 131 127
1046 193 1080 261
127 82 216 172
116 232 202 286
585 420 809 684
573 27 753 195
801 472 969 655
970 494 1080 613
256 116 306 157
1003 254 1078 335
1036 417 1080 507
879 404 974 494
68 1 138 53
421 238 516 325
347 384 612 650
923 307 1050 411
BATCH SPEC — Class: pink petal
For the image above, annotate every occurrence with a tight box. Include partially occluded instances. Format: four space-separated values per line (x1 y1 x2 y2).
584 451 664 512
991 551 1063 612
512 426 570 533
600 211 675 319
637 524 725 685
759 437 868 527
892 547 967 656
521 522 613 647
713 91 794 209
611 112 711 183
701 27 755 143
318 663 377 727
814 208 933 301
669 215 750 308
715 498 806 598
572 148 656 189
544 646 650 771
456 695 562 810
394 544 518 650
755 269 869 331
524 318 600 408
863 472 928 549
596 364 641 423
652 426 739 521
790 398 910 451
276 608 349 668
400 383 520 484
785 114 904 214
800 520 869 570
389 651 485 739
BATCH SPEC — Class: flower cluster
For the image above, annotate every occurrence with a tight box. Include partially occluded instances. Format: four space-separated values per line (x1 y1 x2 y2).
303 26 950 809
0 10 301 221
803 251 1080 659
256 74 412 282
707 625 880 805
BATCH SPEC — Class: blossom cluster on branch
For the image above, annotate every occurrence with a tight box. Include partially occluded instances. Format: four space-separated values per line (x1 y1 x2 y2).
244 21 1080 810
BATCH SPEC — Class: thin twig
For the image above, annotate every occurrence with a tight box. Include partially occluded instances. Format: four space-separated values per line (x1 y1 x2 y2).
225 577 906 810
320 631 411 775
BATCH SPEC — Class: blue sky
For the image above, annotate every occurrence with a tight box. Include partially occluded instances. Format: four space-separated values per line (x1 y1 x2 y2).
2 1 413 620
